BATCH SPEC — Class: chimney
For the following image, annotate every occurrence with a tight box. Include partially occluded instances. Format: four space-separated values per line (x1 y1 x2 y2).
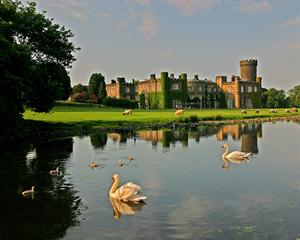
150 74 156 80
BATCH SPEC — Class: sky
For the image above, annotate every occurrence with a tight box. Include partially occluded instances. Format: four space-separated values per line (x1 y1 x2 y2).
33 0 300 91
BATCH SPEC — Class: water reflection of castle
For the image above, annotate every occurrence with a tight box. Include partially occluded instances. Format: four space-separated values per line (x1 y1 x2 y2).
217 124 262 154
94 124 262 153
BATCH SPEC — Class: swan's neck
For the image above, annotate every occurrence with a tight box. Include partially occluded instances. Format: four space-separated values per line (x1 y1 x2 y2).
222 156 229 169
222 146 229 158
109 178 119 195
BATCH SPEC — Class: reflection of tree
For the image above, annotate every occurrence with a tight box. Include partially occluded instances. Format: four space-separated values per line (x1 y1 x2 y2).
162 130 172 148
0 138 81 240
90 132 107 149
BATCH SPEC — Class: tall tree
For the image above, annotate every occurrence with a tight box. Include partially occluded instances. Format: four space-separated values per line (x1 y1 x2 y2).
288 85 300 107
98 79 107 103
0 1 79 144
88 73 102 98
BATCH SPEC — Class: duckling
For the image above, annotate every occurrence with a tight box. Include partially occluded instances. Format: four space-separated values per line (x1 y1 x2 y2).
22 186 35 197
50 167 60 175
90 162 98 168
128 154 133 161
118 160 124 167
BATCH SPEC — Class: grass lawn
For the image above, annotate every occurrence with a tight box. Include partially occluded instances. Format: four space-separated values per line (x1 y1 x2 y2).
23 106 299 130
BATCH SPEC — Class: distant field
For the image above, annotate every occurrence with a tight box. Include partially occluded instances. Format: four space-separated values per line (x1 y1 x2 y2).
23 106 299 129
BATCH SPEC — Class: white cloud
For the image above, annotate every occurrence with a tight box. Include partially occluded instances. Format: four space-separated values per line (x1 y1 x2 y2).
133 0 151 5
168 0 218 16
139 11 158 41
280 15 300 28
48 0 88 20
236 0 274 14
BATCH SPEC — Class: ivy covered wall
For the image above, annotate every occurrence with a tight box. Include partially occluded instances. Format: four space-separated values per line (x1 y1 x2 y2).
160 72 188 109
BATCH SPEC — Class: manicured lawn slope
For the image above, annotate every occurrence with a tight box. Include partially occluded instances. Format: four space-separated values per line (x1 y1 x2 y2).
24 106 299 129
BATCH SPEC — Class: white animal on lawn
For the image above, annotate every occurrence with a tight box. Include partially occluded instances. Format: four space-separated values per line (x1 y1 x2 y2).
123 109 132 115
175 109 184 115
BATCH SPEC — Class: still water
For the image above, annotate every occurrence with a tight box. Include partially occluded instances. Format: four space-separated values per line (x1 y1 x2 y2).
0 122 299 240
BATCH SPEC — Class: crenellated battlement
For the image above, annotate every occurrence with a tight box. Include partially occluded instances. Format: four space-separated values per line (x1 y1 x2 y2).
240 59 257 67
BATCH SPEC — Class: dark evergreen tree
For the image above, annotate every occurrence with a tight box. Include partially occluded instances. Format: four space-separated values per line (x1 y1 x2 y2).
98 78 107 103
88 73 103 98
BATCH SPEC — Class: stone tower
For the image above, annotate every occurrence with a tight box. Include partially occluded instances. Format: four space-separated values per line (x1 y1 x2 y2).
240 59 257 82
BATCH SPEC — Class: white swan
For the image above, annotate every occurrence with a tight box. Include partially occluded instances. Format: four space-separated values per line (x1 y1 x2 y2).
117 160 124 167
128 154 133 161
222 144 251 160
222 156 249 170
109 174 147 202
50 167 60 175
22 186 35 197
90 162 98 168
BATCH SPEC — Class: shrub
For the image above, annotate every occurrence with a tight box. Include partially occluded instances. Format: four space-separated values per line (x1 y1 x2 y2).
189 115 199 122
102 97 138 108
201 114 223 121
71 92 88 102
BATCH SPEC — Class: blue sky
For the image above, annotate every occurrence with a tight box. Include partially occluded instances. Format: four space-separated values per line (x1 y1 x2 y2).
34 0 299 91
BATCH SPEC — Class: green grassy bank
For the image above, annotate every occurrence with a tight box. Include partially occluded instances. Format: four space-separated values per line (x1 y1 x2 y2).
24 106 299 131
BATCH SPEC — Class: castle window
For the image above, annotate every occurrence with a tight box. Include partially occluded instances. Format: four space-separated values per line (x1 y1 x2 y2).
241 86 244 93
227 99 234 109
248 86 252 92
126 87 130 93
207 87 211 92
228 87 232 93
254 86 257 92
171 83 179 90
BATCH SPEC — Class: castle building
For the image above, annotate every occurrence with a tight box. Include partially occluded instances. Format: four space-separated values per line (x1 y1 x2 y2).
106 59 262 109
216 59 262 109
187 75 221 109
106 77 136 100
106 72 187 109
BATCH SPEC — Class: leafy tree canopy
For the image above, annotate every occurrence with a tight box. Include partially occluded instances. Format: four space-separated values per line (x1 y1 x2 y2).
264 88 287 108
288 85 300 107
72 84 88 95
0 0 79 143
88 73 104 96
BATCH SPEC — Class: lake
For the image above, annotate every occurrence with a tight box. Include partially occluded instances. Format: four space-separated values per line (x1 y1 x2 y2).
0 121 299 240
